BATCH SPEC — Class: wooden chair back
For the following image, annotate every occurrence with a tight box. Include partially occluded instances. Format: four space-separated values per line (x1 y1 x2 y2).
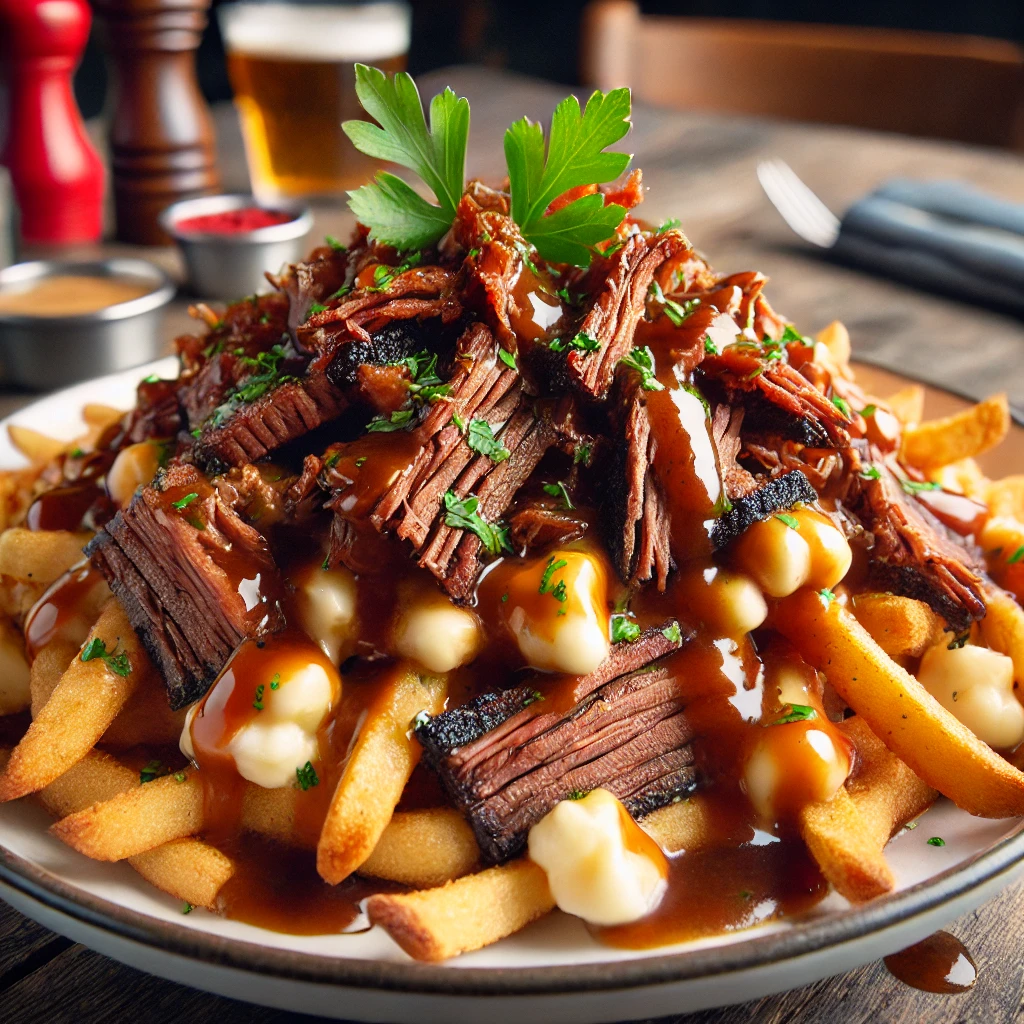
581 1 1024 148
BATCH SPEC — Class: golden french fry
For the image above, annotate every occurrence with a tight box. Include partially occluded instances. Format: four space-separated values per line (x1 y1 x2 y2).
927 457 989 498
901 393 1009 471
0 528 91 584
7 424 67 464
0 617 30 715
774 589 1024 818
885 384 925 428
979 586 1024 688
317 665 448 885
850 593 945 661
367 859 554 962
81 403 125 429
101 672 186 748
987 476 1024 519
815 321 851 375
29 640 77 717
49 769 202 860
360 808 480 888
640 793 716 853
0 600 147 802
799 717 936 902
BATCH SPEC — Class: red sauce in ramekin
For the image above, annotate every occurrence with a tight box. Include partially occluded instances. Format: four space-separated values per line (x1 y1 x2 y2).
174 208 295 235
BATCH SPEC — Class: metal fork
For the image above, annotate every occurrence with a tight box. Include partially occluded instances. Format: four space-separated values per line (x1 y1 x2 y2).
756 159 841 249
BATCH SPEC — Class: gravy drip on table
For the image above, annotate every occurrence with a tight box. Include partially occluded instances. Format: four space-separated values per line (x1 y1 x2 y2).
883 931 978 994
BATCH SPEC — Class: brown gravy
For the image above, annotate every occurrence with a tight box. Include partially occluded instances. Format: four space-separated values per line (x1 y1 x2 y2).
0 275 153 317
883 931 977 994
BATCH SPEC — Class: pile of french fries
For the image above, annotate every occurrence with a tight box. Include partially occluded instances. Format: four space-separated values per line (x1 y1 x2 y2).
3 325 1024 963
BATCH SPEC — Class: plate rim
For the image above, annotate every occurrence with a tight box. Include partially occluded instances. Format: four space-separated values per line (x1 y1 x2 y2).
2 357 1024 997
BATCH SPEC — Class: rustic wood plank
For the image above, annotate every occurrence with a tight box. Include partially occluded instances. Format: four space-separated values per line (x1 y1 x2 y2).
0 899 70 986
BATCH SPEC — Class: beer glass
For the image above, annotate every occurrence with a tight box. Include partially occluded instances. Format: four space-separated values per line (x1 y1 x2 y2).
218 2 411 200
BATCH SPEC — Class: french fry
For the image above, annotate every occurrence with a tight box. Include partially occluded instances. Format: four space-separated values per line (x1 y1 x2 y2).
29 640 77 716
0 617 30 715
0 528 91 584
7 424 67 464
367 860 554 962
317 665 448 885
885 384 925 427
987 476 1024 519
979 586 1024 689
0 600 148 802
901 393 1009 471
815 321 852 377
927 457 989 499
360 808 480 888
849 593 945 661
38 751 231 907
774 589 1024 818
82 403 124 429
640 793 716 853
49 768 203 860
799 717 936 902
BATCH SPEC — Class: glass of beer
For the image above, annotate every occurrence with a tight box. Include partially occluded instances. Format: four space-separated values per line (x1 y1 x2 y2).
218 2 411 200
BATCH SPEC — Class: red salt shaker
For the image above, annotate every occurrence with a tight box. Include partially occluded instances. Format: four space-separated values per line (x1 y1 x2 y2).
0 0 105 245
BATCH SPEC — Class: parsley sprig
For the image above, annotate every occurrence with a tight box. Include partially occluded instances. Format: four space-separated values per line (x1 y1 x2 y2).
81 637 132 677
443 491 512 556
466 419 510 462
343 65 469 250
620 346 664 391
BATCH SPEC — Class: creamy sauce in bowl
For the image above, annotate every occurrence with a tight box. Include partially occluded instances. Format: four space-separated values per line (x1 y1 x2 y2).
0 275 154 317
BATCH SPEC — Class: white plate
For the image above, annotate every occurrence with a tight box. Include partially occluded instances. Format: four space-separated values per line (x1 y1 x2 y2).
1 358 1023 1022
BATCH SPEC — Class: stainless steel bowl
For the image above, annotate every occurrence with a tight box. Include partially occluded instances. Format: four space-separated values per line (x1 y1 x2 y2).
0 259 176 390
160 194 313 300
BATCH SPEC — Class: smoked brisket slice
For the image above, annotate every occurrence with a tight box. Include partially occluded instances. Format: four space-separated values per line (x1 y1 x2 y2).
416 623 693 862
87 465 285 709
710 470 818 551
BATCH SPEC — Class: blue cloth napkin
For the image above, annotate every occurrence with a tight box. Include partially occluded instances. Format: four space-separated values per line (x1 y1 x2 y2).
831 178 1024 316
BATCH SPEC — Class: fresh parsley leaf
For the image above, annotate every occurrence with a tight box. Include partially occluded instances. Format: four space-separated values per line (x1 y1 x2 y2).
171 492 199 510
704 335 719 355
443 491 512 556
182 902 194 914
768 703 818 726
775 513 799 530
307 303 327 317
649 280 699 326
781 324 813 346
521 690 546 708
504 87 632 266
270 673 281 690
926 836 945 847
947 631 970 650
620 345 663 391
142 373 160 384
901 479 941 495
818 588 837 607
140 759 168 784
451 411 466 432
296 761 319 791
466 419 510 462
343 65 469 249
253 684 265 711
324 234 346 251
662 621 682 644
542 480 574 509
860 404 877 417
498 348 517 370
550 331 600 353
367 409 415 432
1009 546 1024 564
81 637 132 677
860 465 882 480
573 442 592 465
656 217 681 233
611 614 641 643
831 395 852 417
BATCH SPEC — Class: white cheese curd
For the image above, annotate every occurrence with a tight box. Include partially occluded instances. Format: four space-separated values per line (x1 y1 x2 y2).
106 442 162 508
793 509 852 591
503 549 611 675
293 564 358 663
681 566 767 637
229 720 319 790
393 588 483 673
179 702 199 761
528 788 668 926
0 620 30 715
918 641 1024 750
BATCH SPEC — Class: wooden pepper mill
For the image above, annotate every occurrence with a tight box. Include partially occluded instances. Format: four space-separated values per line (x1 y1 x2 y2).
0 0 105 245
95 0 221 245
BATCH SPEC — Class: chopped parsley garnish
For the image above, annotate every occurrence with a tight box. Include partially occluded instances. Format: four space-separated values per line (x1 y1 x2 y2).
550 330 600 354
926 836 945 847
354 456 367 468
947 632 970 650
542 480 574 510
451 411 466 432
574 442 592 465
831 395 852 417
656 217 681 234
253 684 265 711
367 409 415 432
521 690 546 708
498 348 517 370
505 86 631 265
401 350 449 406
182 902 194 915
443 491 512 556
324 452 341 469
567 789 589 801
307 303 327 317
68 446 85 459
662 621 682 644
556 285 581 307
775 513 799 530
325 234 345 251
611 614 641 643
901 479 941 495
818 588 837 607
270 673 281 690
539 556 569 603
466 419 510 462
860 465 882 480
367 253 422 293
142 374 160 384
649 280 699 326
620 345 664 391
768 703 818 726
191 428 202 439
140 759 169 784
780 324 813 346
208 344 296 426
174 772 186 783
704 335 719 355
905 820 918 830
860 404 877 417
296 761 320 791
171 492 199 510
1007 546 1024 564
81 637 132 677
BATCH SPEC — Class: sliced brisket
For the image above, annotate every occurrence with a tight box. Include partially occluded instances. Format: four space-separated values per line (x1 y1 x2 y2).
710 470 818 551
416 622 693 861
87 465 285 709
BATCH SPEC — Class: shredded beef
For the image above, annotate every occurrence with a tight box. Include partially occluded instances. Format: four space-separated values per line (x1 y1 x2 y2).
508 506 587 550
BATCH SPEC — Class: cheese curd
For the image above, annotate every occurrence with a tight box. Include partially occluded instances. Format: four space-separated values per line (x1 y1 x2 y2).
502 549 611 675
528 788 668 926
678 566 767 637
293 563 358 663
393 585 483 673
918 641 1024 750
106 442 162 509
179 702 199 761
731 508 851 598
0 619 30 715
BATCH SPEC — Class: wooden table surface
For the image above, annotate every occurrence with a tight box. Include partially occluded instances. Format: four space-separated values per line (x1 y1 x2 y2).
3 66 1024 1023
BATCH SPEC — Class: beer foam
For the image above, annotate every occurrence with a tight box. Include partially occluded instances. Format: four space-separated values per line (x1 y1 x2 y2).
219 2 410 61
